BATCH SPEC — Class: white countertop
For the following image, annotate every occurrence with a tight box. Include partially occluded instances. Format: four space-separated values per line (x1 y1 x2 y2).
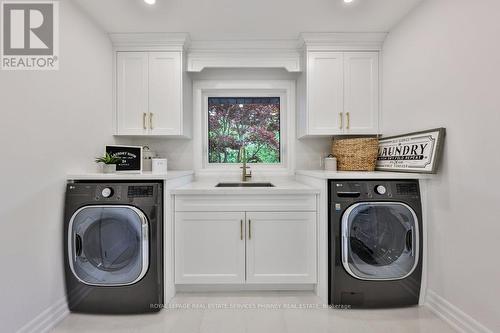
296 170 433 180
171 178 320 195
67 170 194 181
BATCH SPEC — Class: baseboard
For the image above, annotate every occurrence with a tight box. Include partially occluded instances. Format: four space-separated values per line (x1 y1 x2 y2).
17 297 69 333
425 289 493 333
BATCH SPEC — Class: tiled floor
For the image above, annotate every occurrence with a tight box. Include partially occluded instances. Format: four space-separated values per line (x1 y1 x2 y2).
52 292 456 333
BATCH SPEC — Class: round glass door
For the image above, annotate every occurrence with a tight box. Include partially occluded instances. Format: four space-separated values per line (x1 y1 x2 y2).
341 202 419 281
68 206 149 286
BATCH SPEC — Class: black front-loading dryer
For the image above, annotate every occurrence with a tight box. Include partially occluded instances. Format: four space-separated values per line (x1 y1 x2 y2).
64 181 163 314
328 180 423 308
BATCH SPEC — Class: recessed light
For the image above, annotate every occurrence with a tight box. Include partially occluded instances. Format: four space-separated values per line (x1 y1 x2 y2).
144 0 156 5
344 0 354 3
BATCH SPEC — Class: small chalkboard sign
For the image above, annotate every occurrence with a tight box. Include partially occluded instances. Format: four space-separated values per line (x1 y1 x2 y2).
105 145 143 173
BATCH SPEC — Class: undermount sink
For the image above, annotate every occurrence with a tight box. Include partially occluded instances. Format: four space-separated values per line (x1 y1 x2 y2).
215 182 275 188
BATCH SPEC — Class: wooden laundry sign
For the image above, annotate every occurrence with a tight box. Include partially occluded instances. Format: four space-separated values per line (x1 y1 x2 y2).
376 128 445 174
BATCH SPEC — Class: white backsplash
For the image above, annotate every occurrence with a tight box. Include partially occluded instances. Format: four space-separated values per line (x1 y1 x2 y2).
128 135 331 172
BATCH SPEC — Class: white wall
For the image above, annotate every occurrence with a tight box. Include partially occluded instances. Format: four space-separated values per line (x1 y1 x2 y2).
383 0 500 331
132 69 332 172
0 1 114 331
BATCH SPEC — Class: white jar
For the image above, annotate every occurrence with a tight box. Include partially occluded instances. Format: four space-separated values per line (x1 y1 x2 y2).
142 146 157 172
324 156 337 171
152 158 167 174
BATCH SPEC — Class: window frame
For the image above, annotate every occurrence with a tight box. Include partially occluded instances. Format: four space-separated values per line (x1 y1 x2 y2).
193 80 296 174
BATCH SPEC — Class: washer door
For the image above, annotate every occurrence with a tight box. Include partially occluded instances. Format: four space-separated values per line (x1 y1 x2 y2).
68 205 149 286
341 202 419 281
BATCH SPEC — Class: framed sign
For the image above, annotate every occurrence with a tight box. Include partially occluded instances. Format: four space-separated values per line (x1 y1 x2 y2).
376 128 445 174
105 145 143 173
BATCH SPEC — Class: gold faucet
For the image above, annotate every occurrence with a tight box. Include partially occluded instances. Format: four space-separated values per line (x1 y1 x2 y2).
239 146 252 182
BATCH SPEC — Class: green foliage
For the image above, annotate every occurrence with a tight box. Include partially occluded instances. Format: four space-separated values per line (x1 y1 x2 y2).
95 153 122 165
208 97 280 164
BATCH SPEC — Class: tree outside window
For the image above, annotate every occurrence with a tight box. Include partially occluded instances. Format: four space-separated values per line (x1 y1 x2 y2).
208 97 280 164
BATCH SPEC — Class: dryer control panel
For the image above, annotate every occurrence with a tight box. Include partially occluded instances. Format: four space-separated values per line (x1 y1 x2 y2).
128 185 154 198
95 185 123 201
66 181 161 204
330 180 420 204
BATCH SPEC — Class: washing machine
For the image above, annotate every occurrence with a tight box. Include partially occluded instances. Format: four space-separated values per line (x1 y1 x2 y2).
64 181 163 314
328 179 423 308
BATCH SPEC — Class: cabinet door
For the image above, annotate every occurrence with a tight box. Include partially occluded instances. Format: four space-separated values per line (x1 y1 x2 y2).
116 52 148 135
307 52 344 135
175 212 246 284
148 52 182 136
343 52 379 134
246 212 317 284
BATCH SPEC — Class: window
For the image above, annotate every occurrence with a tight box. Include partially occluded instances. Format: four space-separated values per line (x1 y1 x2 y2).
208 97 280 164
193 80 295 173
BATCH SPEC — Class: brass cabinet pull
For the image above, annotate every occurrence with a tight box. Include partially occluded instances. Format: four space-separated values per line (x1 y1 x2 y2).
149 113 154 130
143 113 147 130
346 112 350 130
248 219 252 240
240 220 243 240
339 112 343 129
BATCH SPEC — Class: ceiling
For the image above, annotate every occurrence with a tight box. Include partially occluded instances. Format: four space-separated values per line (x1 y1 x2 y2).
73 0 422 40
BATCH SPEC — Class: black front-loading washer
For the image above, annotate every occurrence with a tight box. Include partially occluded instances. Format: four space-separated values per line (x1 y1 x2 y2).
64 181 163 314
328 179 423 308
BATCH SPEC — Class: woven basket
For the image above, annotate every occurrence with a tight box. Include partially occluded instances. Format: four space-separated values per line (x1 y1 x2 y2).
332 137 379 171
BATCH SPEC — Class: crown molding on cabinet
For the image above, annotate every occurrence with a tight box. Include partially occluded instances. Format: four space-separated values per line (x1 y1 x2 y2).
109 32 191 51
187 39 302 72
300 32 388 51
187 50 302 72
189 39 302 50
109 32 388 70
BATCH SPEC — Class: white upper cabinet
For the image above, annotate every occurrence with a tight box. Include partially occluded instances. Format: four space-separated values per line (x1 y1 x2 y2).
116 52 149 135
299 51 380 137
343 52 379 135
298 33 385 137
307 52 344 135
111 33 191 137
148 52 183 135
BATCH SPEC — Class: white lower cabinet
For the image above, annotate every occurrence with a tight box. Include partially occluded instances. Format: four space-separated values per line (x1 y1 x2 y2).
175 212 246 284
246 212 317 284
175 208 317 285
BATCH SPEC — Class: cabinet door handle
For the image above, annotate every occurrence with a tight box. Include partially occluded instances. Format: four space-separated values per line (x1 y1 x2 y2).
143 113 147 130
339 112 343 129
240 220 243 240
346 112 350 130
248 219 252 240
149 113 154 130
